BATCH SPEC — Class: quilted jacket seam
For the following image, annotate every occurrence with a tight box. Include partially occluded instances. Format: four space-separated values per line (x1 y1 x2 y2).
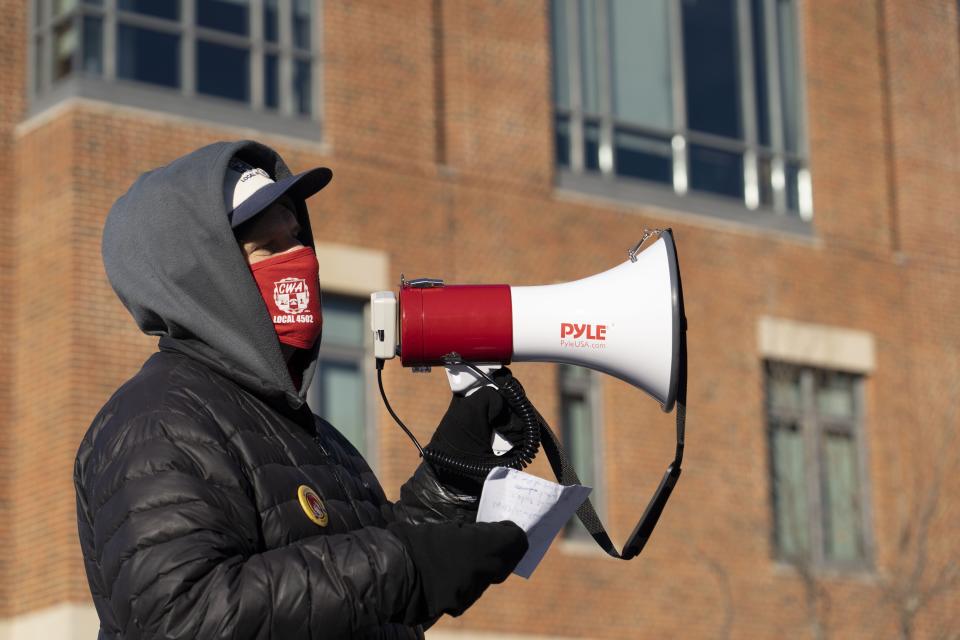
98 473 249 558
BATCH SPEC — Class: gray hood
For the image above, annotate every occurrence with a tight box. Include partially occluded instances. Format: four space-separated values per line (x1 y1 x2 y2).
102 140 322 409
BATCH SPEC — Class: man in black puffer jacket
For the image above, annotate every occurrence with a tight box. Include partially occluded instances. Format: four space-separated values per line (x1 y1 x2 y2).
74 140 529 639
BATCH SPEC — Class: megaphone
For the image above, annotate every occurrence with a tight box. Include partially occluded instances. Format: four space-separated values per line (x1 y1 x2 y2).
371 228 687 560
371 229 683 411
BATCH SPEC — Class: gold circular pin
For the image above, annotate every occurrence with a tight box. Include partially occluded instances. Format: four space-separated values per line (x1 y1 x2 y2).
297 485 329 527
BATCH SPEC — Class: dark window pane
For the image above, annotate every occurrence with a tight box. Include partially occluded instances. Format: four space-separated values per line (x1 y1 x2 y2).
584 120 600 171
555 114 571 167
82 16 103 75
550 0 571 108
777 0 801 153
610 0 672 130
682 0 742 139
197 40 249 102
822 432 864 563
323 297 365 348
118 25 180 88
308 296 368 457
614 129 672 184
117 24 180 87
757 154 774 208
689 145 743 199
197 0 249 36
293 59 312 115
767 362 802 411
560 365 596 540
579 0 600 114
264 53 279 109
767 363 867 568
815 371 855 419
563 394 593 539
264 0 279 43
751 0 771 147
318 360 367 455
770 420 809 558
293 0 312 49
53 19 77 81
118 0 179 21
53 0 77 18
561 364 592 385
34 36 44 93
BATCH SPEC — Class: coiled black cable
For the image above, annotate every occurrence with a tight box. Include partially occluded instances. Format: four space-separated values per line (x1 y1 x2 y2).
376 359 541 479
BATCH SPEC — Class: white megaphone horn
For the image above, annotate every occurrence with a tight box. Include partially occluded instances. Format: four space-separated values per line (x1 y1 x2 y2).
371 228 684 411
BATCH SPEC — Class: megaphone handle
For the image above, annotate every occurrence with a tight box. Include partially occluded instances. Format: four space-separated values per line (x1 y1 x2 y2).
444 363 501 396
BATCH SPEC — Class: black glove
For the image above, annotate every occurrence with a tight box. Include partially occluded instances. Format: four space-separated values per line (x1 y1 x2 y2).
388 519 529 623
426 367 526 495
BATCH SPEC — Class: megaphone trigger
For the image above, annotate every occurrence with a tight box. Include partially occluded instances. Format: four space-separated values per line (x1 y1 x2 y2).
444 362 502 396
490 430 514 456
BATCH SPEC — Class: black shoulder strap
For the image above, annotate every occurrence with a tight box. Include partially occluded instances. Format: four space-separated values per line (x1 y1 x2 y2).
540 325 687 560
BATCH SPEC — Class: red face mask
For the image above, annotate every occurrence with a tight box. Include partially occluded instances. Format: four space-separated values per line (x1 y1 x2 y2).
249 246 324 349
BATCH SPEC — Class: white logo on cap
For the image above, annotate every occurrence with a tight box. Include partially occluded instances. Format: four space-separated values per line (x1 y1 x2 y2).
240 168 270 183
226 159 275 210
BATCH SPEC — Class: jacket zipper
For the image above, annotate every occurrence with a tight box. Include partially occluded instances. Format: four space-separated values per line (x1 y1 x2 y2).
313 428 366 525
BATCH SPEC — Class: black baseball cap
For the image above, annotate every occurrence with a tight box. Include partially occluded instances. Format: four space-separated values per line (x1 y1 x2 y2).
224 157 332 228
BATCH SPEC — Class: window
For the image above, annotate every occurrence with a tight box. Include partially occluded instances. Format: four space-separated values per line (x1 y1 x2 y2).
551 0 812 222
30 0 319 124
765 361 871 568
559 364 603 540
308 296 372 459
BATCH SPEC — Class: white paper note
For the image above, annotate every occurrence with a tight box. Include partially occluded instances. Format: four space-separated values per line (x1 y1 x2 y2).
476 467 592 578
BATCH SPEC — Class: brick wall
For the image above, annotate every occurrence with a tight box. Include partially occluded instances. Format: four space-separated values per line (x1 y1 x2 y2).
1 0 958 637
0 0 27 621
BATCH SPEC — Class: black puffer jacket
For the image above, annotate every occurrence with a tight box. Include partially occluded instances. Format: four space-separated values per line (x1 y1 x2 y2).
74 141 476 639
